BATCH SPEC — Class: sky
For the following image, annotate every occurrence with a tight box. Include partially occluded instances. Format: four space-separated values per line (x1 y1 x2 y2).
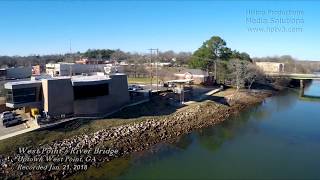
0 0 319 60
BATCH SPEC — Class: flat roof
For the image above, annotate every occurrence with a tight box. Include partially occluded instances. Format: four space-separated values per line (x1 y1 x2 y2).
5 74 111 87
71 75 110 83
5 80 42 86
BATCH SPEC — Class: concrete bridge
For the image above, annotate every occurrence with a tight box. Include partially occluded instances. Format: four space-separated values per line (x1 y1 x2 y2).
266 72 320 80
266 73 320 102
299 94 320 103
266 72 320 89
266 72 320 101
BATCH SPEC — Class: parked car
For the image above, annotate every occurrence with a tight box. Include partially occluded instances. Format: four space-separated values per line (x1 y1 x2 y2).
1 111 22 127
1 111 15 120
168 83 176 88
128 85 144 91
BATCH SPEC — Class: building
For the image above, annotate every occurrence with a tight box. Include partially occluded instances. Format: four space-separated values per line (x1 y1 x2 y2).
174 68 213 85
0 67 32 80
46 63 107 76
4 73 129 119
75 57 106 65
166 79 193 104
32 65 41 76
255 62 285 73
147 62 172 67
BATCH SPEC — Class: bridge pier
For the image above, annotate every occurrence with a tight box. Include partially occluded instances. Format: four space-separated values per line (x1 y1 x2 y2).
300 79 304 89
299 79 305 97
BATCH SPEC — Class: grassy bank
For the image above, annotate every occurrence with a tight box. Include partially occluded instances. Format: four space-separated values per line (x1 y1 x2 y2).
0 88 274 179
0 96 177 154
0 88 272 155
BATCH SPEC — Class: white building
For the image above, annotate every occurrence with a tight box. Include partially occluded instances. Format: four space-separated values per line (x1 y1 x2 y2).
255 62 285 73
174 69 213 85
46 63 108 76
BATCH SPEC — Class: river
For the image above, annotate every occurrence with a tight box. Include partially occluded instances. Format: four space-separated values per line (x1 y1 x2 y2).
75 81 320 179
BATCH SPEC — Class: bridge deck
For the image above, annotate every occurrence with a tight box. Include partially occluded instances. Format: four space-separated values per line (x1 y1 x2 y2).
266 73 320 80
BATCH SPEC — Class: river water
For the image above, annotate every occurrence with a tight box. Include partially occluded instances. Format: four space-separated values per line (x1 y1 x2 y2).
76 81 320 179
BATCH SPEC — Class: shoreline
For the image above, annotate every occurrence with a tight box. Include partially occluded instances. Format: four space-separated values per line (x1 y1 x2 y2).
0 88 274 179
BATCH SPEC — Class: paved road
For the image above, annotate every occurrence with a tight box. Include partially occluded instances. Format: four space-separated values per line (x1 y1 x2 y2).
0 120 28 137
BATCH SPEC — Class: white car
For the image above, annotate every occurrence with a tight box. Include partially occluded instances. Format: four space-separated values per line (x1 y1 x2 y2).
128 85 144 91
1 111 15 120
1 111 22 127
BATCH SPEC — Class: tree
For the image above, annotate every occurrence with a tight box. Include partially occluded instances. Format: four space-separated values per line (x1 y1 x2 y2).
83 49 115 59
245 63 266 89
157 67 174 83
110 49 129 62
189 36 229 70
159 51 175 62
228 59 266 90
175 52 192 66
228 59 249 89
189 36 253 84
231 50 252 62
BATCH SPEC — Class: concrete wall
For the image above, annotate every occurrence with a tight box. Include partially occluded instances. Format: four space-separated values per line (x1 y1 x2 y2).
109 74 130 108
256 62 285 73
72 64 106 75
74 95 114 116
73 74 129 116
6 67 32 79
43 78 74 117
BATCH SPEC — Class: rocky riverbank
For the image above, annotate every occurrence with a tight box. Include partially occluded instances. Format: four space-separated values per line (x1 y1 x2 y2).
0 89 273 179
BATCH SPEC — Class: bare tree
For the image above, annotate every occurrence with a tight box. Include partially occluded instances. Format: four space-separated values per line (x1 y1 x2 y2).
228 59 248 90
245 63 266 89
159 51 175 62
111 49 129 62
176 52 192 66
157 67 174 84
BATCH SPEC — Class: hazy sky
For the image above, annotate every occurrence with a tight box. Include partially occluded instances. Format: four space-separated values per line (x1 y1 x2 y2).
0 1 319 60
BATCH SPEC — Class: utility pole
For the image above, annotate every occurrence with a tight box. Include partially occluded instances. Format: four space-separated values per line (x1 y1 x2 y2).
156 49 159 92
68 39 73 63
69 65 72 77
149 49 153 92
214 60 217 82
214 48 218 82
148 48 159 92
203 57 217 84
69 39 72 54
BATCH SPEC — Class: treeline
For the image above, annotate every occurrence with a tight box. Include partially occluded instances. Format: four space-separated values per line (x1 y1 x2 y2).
0 49 192 68
0 55 64 68
82 49 192 65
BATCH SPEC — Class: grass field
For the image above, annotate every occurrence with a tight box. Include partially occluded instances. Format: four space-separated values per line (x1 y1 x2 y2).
127 77 153 84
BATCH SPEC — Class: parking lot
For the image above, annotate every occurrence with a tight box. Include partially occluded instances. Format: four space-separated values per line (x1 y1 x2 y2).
0 119 29 137
128 83 168 92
